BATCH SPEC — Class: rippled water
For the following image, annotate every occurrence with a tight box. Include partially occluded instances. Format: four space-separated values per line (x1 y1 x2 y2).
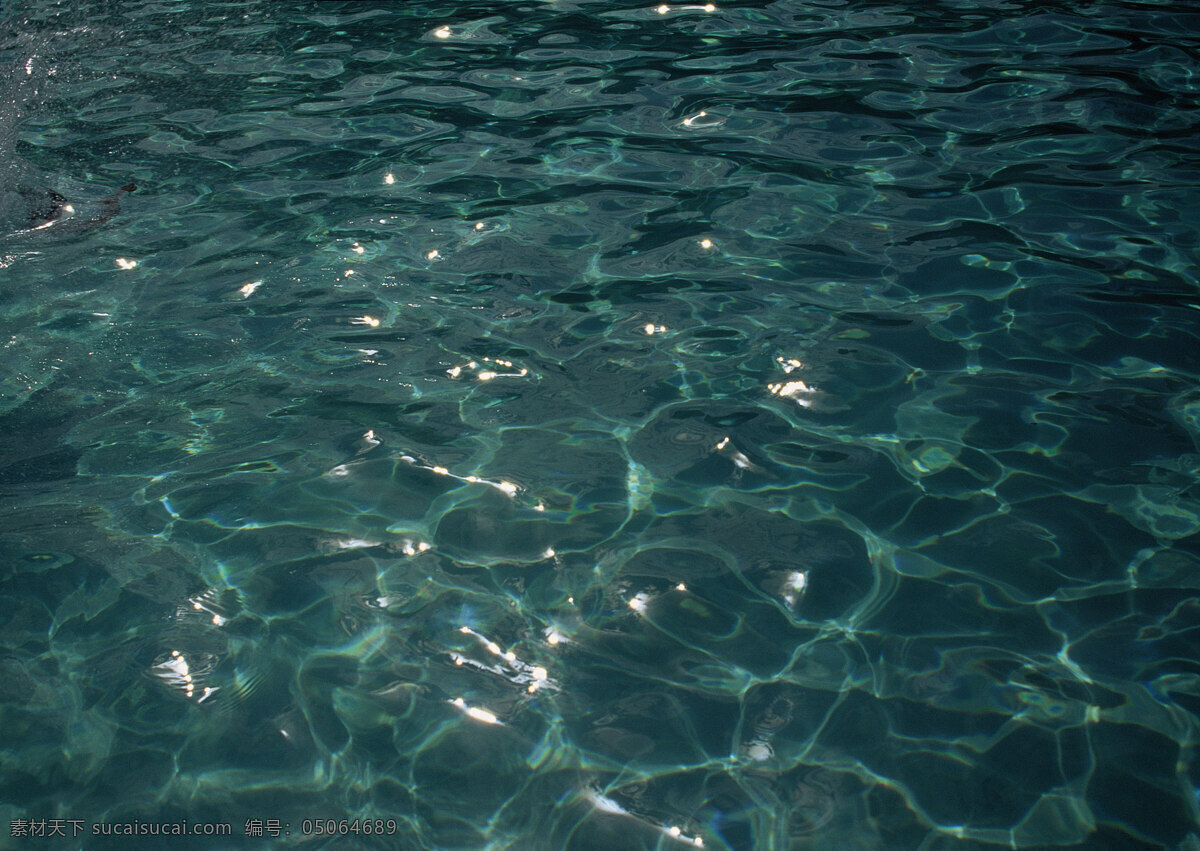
2 0 1199 848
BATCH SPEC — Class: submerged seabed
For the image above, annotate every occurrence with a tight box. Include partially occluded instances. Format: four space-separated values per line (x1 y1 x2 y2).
2 0 1199 848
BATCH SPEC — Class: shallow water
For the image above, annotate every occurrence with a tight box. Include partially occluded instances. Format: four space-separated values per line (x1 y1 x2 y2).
1 0 1199 848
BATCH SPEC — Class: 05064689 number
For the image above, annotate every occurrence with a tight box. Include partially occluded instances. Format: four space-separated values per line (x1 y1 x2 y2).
301 819 398 836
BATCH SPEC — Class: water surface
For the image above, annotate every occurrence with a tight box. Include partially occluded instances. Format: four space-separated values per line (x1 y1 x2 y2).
2 0 1199 848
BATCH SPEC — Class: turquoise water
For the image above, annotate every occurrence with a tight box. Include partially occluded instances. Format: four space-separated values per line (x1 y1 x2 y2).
2 0 1199 847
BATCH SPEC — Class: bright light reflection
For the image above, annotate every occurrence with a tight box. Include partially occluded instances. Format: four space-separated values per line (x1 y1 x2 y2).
782 570 807 607
746 741 773 761
445 357 529 381
384 173 395 185
186 589 229 627
320 532 430 555
115 258 138 270
450 697 502 725
158 651 193 697
681 110 724 129
400 539 431 556
238 280 262 297
457 626 558 692
669 827 704 846
584 789 704 845
714 435 758 470
587 789 628 814
327 538 380 550
767 380 817 407
150 650 218 703
768 356 817 406
667 820 700 844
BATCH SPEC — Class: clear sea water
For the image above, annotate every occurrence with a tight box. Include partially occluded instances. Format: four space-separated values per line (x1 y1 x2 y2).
2 0 1199 848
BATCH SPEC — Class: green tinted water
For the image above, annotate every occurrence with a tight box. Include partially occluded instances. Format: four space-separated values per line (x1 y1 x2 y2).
1 0 1199 848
